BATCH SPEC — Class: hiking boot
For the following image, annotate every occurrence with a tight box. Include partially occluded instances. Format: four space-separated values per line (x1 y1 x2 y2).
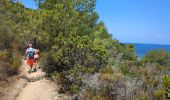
32 68 37 72
34 68 37 72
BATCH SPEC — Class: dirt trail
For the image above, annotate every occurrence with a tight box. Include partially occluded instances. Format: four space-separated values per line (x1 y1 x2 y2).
14 60 71 100
16 79 57 100
0 60 72 100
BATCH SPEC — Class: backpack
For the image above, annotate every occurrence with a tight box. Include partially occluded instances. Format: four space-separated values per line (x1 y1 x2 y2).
26 48 35 58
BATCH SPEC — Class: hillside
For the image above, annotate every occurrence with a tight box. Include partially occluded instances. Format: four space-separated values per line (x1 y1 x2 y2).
0 0 170 100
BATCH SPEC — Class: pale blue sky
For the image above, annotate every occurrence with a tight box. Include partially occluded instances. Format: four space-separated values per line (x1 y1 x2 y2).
21 0 170 45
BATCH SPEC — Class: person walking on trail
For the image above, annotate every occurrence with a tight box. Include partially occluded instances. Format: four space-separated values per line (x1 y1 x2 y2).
25 43 36 73
34 49 40 68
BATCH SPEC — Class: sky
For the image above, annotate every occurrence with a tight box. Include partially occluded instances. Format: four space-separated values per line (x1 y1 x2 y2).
20 0 170 45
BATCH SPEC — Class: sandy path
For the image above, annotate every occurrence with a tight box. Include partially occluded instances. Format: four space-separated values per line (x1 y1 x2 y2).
16 79 57 100
1 60 71 100
16 60 58 100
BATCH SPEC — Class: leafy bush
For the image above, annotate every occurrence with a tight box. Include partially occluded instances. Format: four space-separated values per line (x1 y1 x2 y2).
140 93 149 100
51 35 109 72
11 49 22 71
70 84 80 94
0 0 23 81
163 75 170 99
0 50 9 59
100 66 124 81
154 90 166 100
0 49 21 81
39 52 50 70
51 71 61 81
0 61 10 81
143 49 170 66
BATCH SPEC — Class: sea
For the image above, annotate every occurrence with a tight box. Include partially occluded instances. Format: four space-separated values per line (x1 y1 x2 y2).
126 43 170 57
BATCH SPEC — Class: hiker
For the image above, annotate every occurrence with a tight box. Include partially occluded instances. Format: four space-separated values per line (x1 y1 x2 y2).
25 43 35 73
34 49 40 69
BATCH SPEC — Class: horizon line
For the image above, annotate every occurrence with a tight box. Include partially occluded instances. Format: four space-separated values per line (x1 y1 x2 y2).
123 42 170 46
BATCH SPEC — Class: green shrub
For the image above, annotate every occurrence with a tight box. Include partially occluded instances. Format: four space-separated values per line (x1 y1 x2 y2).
0 49 21 80
163 75 170 99
86 67 96 73
39 52 57 74
39 52 48 69
140 93 149 100
100 66 124 81
51 35 109 72
154 90 166 100
0 50 9 59
51 71 61 81
11 50 22 71
143 49 170 66
0 61 10 81
70 84 80 94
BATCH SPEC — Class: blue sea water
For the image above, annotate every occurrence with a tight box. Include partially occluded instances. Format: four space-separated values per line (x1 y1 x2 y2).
127 43 170 57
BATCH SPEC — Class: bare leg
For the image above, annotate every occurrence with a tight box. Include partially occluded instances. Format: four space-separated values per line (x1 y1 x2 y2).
34 62 37 71
27 65 32 74
31 64 37 72
37 63 39 68
30 65 33 72
33 59 38 71
25 60 31 73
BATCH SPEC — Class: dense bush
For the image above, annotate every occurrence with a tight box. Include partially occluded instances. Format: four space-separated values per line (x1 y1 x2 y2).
0 0 22 81
143 49 170 66
51 35 109 72
162 75 170 99
0 49 21 81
